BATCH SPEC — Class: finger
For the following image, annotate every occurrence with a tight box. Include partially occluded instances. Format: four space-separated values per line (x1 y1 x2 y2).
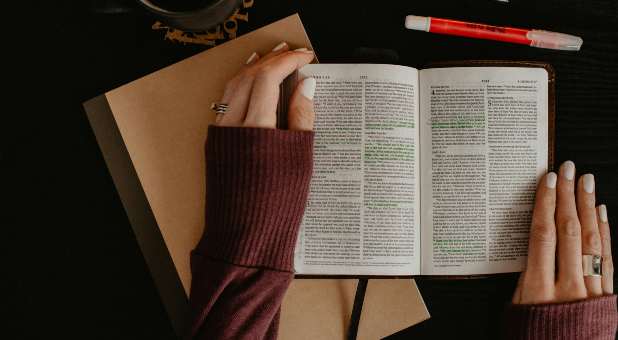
254 41 290 64
598 205 614 294
525 172 558 286
245 51 260 65
577 174 603 296
555 161 586 298
215 45 309 126
216 80 238 125
216 52 261 126
288 77 316 131
244 50 315 128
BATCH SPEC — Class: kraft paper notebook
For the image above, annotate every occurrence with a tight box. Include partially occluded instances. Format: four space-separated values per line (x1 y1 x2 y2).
83 14 430 339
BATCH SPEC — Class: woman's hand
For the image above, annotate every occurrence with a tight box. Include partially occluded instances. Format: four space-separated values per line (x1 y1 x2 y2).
513 161 613 304
215 41 316 131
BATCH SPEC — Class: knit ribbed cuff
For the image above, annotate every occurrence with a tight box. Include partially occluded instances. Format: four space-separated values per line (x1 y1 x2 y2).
196 126 314 272
503 295 618 339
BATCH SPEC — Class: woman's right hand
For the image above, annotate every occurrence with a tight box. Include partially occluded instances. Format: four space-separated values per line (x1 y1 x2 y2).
512 161 613 305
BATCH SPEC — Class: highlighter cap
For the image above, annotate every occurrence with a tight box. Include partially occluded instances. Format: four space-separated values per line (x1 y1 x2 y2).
405 15 430 32
527 30 583 51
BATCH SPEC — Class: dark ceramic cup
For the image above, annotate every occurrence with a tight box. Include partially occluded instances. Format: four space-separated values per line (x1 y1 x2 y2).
137 0 243 31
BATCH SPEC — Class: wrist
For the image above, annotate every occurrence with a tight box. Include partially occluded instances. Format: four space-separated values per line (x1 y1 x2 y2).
504 294 618 339
196 126 314 272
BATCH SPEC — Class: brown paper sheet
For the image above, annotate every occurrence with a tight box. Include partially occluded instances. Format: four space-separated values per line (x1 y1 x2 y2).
105 14 315 293
86 14 430 338
359 279 429 339
280 279 429 340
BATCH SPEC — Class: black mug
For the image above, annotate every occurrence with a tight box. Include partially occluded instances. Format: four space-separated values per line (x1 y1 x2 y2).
137 0 243 31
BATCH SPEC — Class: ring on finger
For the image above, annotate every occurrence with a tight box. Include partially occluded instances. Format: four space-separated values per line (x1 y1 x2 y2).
582 254 603 277
210 102 229 115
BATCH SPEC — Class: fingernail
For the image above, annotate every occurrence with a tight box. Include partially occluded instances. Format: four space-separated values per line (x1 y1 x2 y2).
294 47 308 52
599 205 608 223
545 172 557 188
561 161 575 180
300 77 316 100
272 41 287 52
245 52 258 64
583 174 595 193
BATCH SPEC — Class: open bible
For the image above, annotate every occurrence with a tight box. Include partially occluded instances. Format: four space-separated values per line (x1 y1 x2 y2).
291 62 554 276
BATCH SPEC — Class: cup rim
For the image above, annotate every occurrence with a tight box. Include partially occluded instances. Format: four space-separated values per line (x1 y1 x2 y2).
138 0 232 17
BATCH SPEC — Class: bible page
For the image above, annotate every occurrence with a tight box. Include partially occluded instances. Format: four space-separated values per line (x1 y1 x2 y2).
419 67 548 275
294 64 420 275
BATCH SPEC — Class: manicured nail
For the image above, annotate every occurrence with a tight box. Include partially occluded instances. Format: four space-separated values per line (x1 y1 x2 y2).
582 174 595 193
272 41 287 51
245 52 258 64
545 172 557 189
599 205 608 223
300 78 316 100
294 47 308 52
561 161 575 180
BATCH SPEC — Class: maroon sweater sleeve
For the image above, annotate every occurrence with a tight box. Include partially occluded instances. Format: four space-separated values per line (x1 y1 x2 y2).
188 126 314 340
188 126 616 340
503 295 618 339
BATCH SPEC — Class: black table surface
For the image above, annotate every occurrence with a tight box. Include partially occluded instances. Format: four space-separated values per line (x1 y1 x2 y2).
6 1 618 339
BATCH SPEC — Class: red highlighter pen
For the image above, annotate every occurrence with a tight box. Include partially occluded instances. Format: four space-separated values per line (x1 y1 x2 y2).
405 15 583 51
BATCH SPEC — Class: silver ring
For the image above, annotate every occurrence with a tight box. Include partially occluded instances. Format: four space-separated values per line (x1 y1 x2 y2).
582 254 602 277
210 102 229 114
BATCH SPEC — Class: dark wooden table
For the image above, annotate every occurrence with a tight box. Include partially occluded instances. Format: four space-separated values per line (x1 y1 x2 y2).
6 1 617 339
